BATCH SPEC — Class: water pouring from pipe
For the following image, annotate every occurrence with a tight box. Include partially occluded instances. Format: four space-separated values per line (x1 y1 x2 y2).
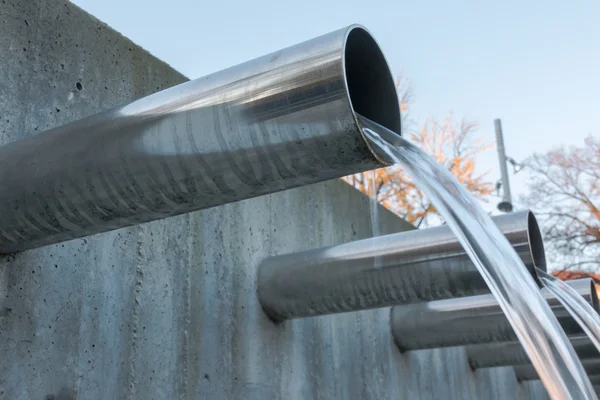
357 114 596 399
2 19 593 397
537 268 600 354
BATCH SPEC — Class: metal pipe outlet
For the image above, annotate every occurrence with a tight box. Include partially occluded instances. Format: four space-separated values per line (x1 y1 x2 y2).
390 278 597 351
515 359 600 382
0 25 400 253
258 210 545 321
590 376 600 387
467 335 599 370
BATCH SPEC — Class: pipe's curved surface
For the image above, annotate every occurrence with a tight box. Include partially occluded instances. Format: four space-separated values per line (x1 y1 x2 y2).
0 26 399 253
258 210 543 321
390 278 597 351
515 358 600 382
590 376 600 386
467 335 600 370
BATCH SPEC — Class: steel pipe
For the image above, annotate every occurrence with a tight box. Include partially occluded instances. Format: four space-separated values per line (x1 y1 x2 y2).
515 359 600 382
467 335 599 370
390 278 597 351
0 25 400 253
258 210 545 321
590 376 600 386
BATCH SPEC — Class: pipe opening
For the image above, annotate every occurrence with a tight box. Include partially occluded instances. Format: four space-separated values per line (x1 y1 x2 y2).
527 211 547 273
344 28 401 136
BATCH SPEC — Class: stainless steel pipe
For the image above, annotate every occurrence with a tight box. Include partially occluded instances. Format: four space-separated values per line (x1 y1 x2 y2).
258 210 545 321
515 359 600 382
0 25 400 253
390 278 597 351
590 376 600 386
467 335 599 370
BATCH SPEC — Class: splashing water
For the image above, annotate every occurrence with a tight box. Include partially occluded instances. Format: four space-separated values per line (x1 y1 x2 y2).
357 114 596 399
538 268 600 354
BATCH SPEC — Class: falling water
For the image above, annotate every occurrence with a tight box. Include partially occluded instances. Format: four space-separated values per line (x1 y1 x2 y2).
538 268 600 353
369 170 381 239
368 170 384 267
357 114 596 399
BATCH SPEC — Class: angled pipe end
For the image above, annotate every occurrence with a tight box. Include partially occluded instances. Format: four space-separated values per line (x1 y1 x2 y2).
527 211 547 283
591 280 600 313
342 26 401 164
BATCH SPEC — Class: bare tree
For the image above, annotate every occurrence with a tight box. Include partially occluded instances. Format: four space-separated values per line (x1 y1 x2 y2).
521 135 600 270
396 75 413 127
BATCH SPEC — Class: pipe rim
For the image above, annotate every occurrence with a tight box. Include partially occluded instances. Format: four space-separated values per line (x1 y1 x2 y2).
591 280 600 312
527 211 547 275
342 25 401 163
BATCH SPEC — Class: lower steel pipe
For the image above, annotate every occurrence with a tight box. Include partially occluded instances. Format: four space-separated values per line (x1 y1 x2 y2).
515 358 600 382
258 210 544 321
390 278 597 351
467 335 599 370
589 375 600 387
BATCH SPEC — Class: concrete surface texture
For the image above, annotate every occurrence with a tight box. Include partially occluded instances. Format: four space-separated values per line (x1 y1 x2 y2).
0 0 550 398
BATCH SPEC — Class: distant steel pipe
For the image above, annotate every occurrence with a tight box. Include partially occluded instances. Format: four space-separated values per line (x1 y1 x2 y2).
515 359 600 382
391 278 597 351
0 25 400 253
590 376 600 386
258 210 544 321
467 335 599 370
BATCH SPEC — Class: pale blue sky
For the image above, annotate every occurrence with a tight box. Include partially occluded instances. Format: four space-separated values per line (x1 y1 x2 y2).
73 0 599 210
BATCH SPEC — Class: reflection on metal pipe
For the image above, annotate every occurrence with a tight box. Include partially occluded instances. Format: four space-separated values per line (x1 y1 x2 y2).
0 26 400 253
515 359 600 382
467 335 600 370
258 210 544 321
390 278 597 352
590 376 600 386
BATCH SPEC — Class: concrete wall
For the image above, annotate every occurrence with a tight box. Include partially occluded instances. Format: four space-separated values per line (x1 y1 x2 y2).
0 1 550 399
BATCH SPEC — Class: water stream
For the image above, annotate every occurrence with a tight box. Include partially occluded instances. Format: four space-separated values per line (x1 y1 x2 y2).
538 268 600 354
369 170 381 240
357 113 596 399
368 170 384 267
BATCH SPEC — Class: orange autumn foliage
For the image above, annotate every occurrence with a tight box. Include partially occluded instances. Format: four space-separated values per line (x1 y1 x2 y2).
344 112 493 227
552 270 600 283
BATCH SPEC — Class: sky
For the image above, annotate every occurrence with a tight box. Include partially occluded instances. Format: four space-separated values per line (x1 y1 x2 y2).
72 0 600 213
